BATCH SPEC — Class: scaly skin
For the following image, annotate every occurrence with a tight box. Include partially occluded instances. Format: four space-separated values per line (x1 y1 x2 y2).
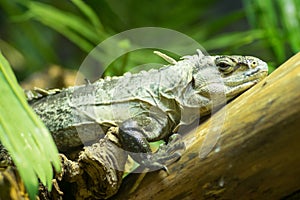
18 50 269 199
29 50 268 169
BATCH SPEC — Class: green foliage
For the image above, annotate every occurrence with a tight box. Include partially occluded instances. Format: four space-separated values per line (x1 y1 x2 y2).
0 1 256 77
23 1 107 52
244 0 300 64
202 30 265 50
1 0 299 77
0 52 61 199
0 0 58 79
0 1 299 197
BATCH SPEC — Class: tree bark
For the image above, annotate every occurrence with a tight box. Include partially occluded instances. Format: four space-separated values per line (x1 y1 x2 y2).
111 53 300 200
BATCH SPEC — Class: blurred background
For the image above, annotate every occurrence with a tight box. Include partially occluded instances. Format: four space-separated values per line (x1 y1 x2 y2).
0 0 299 85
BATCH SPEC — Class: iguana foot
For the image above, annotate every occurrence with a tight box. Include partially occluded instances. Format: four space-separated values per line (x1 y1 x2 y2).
119 120 185 172
140 134 185 171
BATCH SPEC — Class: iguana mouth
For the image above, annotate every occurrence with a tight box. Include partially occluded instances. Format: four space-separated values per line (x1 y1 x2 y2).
244 65 268 77
244 68 260 76
224 71 268 87
223 59 268 87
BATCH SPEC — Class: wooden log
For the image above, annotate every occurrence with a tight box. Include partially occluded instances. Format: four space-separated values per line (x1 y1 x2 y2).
111 53 300 200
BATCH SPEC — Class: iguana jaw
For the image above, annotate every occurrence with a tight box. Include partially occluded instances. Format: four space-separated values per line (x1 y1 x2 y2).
194 55 268 92
221 56 268 100
222 57 268 87
181 55 268 111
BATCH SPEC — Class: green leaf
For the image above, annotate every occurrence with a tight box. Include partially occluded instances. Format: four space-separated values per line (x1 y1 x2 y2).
71 0 105 36
15 1 107 53
278 0 300 52
202 30 265 51
243 0 300 63
0 52 60 199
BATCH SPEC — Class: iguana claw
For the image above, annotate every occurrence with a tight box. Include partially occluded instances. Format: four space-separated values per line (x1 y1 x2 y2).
143 134 185 171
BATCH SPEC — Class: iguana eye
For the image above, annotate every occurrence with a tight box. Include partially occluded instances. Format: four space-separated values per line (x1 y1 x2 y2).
215 57 236 74
217 62 231 70
216 61 234 74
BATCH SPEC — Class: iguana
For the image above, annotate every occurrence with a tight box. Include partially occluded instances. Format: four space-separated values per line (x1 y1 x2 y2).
26 50 268 199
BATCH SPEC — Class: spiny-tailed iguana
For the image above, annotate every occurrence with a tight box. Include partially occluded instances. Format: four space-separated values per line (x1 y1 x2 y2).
27 50 268 199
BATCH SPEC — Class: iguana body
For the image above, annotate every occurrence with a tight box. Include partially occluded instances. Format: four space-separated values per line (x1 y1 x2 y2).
13 50 269 199
29 50 268 169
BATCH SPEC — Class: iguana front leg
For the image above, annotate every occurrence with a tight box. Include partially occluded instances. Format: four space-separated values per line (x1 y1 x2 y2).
118 119 185 171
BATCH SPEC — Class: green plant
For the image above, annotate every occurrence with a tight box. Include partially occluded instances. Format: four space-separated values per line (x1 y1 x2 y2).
244 0 300 63
0 52 60 199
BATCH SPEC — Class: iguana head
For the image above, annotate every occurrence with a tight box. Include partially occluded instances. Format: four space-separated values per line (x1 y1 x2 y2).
181 52 268 116
190 54 268 100
212 55 269 99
